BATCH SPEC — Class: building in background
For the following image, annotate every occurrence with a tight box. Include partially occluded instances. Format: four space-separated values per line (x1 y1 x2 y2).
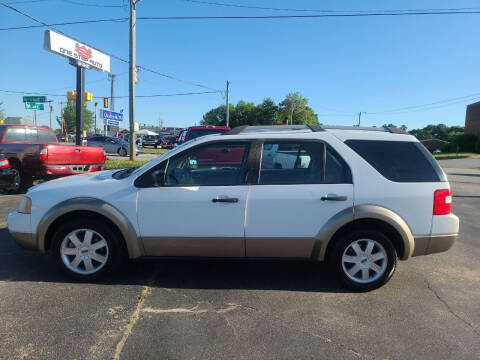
465 101 480 136
2 117 34 125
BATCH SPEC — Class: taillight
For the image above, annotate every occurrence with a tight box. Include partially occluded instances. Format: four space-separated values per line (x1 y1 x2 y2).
39 147 48 162
0 157 10 169
433 189 452 215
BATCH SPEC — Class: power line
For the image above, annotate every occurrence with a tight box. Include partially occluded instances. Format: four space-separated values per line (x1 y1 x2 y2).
61 0 125 8
0 2 222 92
368 92 480 114
0 88 220 98
2 9 480 31
6 0 50 4
136 11 480 20
180 0 480 14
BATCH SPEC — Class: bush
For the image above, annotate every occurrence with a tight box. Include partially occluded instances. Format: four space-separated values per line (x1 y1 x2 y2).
445 134 479 153
475 137 480 154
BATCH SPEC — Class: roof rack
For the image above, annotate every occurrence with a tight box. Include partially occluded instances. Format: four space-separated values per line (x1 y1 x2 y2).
223 124 409 135
224 125 324 135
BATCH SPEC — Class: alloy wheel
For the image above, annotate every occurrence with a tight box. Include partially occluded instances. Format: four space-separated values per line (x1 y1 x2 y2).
341 239 388 284
60 229 109 275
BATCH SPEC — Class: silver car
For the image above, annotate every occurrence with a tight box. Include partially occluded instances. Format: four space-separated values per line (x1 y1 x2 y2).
86 135 140 156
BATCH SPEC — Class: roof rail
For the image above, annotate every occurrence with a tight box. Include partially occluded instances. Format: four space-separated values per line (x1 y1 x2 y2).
224 125 324 135
223 124 409 135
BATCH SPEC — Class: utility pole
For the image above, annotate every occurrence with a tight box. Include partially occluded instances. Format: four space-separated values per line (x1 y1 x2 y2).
48 101 53 129
109 73 116 111
357 112 365 126
75 66 85 145
225 80 230 127
94 102 98 133
129 0 137 161
59 101 65 136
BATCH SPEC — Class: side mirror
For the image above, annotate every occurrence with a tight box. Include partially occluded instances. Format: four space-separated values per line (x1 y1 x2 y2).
152 169 165 187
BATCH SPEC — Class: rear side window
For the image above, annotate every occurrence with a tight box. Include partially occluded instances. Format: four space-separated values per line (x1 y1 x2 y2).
345 140 445 182
3 128 26 142
260 142 324 185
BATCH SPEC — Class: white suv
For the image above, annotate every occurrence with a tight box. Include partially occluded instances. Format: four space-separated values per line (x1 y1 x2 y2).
8 125 459 291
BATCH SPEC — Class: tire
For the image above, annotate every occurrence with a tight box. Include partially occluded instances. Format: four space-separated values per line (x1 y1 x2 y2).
154 144 157 149
118 147 127 157
331 230 397 292
51 218 124 281
8 164 31 194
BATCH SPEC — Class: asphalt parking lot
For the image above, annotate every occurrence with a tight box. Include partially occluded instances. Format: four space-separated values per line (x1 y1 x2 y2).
0 158 479 360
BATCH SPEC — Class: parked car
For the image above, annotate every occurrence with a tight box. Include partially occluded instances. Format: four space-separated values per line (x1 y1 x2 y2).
123 134 142 145
160 135 177 149
142 135 161 148
86 134 141 156
0 125 106 193
8 125 459 291
0 153 18 192
177 125 230 144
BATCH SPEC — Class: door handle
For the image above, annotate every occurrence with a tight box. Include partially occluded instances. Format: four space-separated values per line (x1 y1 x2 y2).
321 194 347 201
212 197 239 203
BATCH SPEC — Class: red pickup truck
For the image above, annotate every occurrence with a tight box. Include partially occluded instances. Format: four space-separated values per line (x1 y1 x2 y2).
0 125 106 193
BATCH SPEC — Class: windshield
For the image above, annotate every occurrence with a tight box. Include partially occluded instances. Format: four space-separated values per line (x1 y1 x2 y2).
144 135 156 140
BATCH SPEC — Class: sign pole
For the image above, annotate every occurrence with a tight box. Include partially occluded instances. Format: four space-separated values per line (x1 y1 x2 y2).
75 66 85 146
34 109 37 126
129 0 137 161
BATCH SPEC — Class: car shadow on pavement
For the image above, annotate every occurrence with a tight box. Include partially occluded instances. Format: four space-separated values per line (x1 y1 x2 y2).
0 228 348 293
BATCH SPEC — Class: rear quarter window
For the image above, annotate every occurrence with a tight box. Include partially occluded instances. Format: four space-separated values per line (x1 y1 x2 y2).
345 140 446 182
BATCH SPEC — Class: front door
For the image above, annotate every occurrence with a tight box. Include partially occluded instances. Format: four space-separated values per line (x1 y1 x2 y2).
137 141 252 257
245 140 354 258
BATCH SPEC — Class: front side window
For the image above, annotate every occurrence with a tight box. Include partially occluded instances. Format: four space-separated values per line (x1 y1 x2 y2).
260 142 324 184
165 142 250 186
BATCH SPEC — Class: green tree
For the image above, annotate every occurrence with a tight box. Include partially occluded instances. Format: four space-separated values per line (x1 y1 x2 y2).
279 92 319 125
62 100 94 132
0 102 5 121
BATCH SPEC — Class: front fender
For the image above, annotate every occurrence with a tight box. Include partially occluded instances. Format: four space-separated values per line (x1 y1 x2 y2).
37 197 144 258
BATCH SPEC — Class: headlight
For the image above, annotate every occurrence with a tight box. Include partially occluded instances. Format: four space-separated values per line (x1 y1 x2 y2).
18 196 32 214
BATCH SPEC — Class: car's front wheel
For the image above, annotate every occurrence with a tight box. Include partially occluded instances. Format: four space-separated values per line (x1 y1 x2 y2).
118 147 127 157
52 219 123 280
332 230 397 291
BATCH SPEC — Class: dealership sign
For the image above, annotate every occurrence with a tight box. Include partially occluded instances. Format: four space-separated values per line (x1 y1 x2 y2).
44 30 110 72
102 110 123 121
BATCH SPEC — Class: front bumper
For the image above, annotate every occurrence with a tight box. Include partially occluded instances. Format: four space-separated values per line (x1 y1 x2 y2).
7 211 36 251
44 164 106 175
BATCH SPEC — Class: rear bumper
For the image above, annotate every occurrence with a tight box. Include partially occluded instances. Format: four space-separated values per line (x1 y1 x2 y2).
412 213 459 256
43 164 106 175
413 234 457 256
0 168 15 189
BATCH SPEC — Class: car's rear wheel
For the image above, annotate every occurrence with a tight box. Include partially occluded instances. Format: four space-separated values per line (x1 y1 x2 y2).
52 219 123 280
332 230 397 291
118 147 127 157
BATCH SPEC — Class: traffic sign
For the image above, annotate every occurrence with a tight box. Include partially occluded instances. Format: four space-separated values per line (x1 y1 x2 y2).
23 96 46 103
25 103 44 110
102 110 123 122
107 119 119 126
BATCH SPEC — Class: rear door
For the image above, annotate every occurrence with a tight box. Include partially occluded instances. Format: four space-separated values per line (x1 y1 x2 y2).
245 139 354 258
